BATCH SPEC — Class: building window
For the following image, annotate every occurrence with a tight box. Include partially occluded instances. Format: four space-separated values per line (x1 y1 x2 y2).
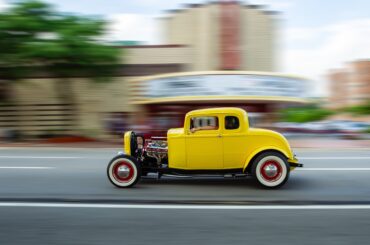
225 116 239 130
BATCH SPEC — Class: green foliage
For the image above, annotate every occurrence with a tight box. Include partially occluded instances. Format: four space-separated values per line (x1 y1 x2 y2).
0 0 120 80
280 105 334 123
342 101 370 115
0 1 53 69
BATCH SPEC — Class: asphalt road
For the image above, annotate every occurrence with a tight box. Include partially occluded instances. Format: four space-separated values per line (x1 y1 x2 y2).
0 147 370 244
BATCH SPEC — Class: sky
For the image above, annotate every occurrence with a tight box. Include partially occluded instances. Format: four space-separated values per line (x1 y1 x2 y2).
2 0 370 97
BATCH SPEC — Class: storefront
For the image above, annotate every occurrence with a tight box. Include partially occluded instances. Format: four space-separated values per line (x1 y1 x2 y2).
130 71 309 134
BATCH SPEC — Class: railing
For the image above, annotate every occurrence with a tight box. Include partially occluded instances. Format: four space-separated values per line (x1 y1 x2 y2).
0 103 76 139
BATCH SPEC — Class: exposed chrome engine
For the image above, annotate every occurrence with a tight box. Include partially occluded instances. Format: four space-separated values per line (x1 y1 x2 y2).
145 137 168 164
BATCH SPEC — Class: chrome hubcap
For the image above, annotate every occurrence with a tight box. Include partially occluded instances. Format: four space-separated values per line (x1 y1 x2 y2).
264 164 278 178
117 165 131 178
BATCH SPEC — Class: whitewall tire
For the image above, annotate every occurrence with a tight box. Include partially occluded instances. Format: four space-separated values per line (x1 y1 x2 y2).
107 155 141 188
252 152 290 188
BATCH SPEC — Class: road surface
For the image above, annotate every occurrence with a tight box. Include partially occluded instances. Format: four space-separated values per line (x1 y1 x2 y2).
0 147 369 244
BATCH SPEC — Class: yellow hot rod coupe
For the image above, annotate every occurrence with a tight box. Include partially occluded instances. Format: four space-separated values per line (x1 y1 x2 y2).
107 108 302 188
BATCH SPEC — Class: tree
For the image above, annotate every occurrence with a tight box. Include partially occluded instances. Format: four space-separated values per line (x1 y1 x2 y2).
0 0 120 102
280 105 334 123
342 101 370 115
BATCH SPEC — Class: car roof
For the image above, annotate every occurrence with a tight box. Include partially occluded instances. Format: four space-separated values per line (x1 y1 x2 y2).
186 107 247 117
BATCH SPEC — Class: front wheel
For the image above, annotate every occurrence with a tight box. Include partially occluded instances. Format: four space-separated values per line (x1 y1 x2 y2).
107 155 141 188
252 152 290 188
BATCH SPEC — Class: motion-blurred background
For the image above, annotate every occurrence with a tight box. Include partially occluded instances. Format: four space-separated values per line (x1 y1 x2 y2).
0 0 369 145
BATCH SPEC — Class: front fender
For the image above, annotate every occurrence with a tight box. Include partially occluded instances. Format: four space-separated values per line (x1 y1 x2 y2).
123 131 132 156
242 146 291 172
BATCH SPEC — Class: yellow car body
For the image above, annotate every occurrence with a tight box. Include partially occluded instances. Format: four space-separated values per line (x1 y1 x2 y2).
166 107 298 171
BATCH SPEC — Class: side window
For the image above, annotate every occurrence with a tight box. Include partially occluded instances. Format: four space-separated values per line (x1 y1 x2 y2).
225 116 239 130
190 116 219 132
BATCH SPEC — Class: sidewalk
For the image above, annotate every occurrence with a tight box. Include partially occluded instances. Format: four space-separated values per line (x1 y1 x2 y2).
290 138 370 149
0 140 120 148
1 138 369 149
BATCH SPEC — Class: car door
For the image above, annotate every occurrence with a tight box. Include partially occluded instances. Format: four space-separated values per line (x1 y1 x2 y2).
185 115 223 170
222 115 247 169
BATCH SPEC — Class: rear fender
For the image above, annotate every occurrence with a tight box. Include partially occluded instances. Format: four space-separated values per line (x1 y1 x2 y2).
243 146 290 172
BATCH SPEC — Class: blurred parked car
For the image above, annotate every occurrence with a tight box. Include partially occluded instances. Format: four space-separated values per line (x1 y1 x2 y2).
274 122 303 132
338 122 370 133
275 120 370 135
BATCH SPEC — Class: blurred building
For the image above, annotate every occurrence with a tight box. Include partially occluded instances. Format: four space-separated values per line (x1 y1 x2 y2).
328 60 370 108
161 1 276 71
122 1 277 73
120 1 306 134
1 0 308 140
130 71 307 134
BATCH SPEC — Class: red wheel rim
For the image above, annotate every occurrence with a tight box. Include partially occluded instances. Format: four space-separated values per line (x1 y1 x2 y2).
112 160 135 182
260 160 282 182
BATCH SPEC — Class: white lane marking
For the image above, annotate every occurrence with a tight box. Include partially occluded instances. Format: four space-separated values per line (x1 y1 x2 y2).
300 157 370 160
0 202 370 210
0 167 53 169
0 167 367 171
0 156 86 159
1 156 370 160
296 168 370 171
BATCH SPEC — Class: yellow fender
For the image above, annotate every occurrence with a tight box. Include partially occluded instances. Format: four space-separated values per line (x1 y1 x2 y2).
123 131 132 156
243 146 291 172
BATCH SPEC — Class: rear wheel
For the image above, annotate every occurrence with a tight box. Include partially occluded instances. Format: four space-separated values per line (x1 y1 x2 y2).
107 155 141 188
252 151 289 188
